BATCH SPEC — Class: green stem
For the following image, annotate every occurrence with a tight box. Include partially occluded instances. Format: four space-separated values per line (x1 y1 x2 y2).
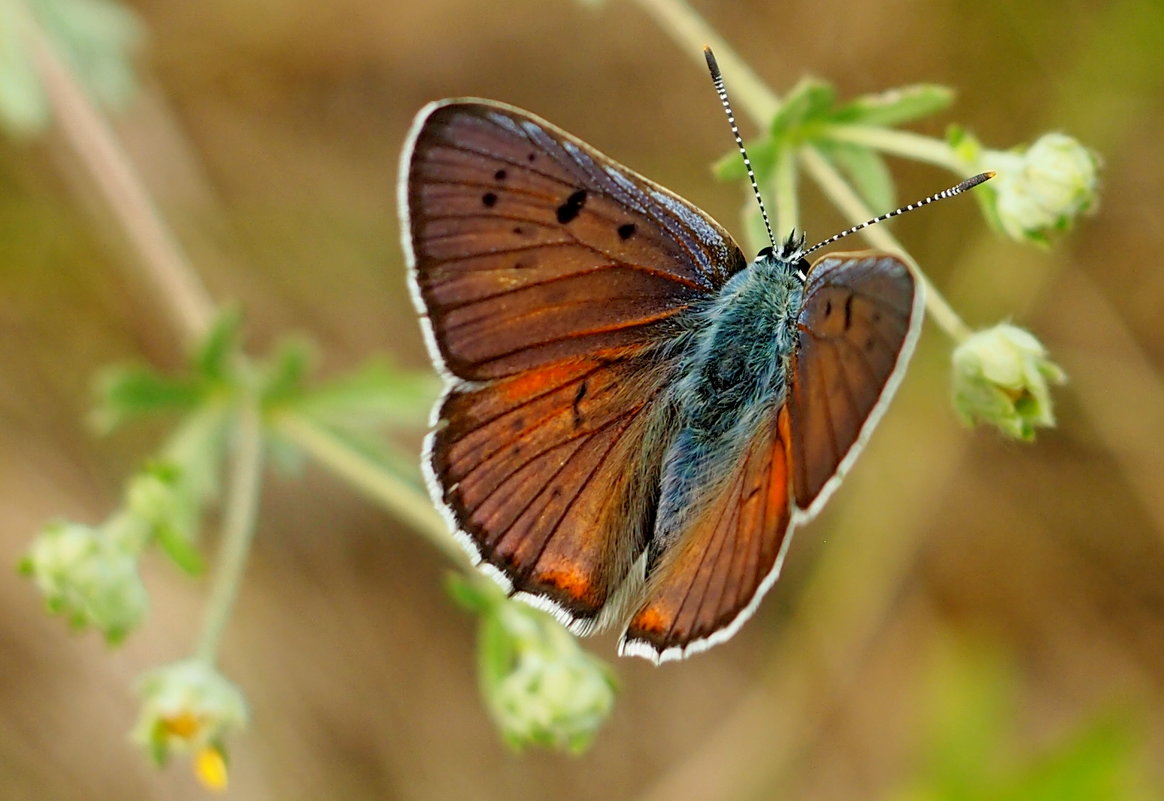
273 413 466 567
802 146 973 341
771 145 799 240
822 124 964 172
195 397 264 664
23 9 215 349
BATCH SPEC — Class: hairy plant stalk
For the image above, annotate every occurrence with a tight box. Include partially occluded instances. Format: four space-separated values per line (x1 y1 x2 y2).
195 399 264 663
274 414 464 566
824 124 964 172
23 12 215 348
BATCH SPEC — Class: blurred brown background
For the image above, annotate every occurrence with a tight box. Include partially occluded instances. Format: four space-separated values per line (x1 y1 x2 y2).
3 0 1164 798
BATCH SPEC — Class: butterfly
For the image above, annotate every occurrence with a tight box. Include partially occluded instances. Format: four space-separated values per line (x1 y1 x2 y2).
399 75 988 663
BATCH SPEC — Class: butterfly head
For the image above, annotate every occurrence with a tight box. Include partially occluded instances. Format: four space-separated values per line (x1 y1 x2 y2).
754 230 809 282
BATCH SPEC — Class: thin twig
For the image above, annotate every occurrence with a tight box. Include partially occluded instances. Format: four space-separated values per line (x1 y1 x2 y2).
23 10 215 348
195 397 264 663
273 413 465 566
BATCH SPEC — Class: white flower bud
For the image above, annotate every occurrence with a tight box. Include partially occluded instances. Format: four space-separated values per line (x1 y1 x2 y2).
21 521 148 641
952 324 1066 440
984 133 1099 244
480 601 616 752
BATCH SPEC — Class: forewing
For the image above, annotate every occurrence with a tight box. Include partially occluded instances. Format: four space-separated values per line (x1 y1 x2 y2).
787 251 923 515
619 409 794 663
430 350 672 629
400 99 747 380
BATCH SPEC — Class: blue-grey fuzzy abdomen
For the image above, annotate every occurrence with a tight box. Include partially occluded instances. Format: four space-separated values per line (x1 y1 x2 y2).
653 257 803 544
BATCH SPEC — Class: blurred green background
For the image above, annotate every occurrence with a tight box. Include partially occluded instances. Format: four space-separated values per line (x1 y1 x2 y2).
2 0 1164 797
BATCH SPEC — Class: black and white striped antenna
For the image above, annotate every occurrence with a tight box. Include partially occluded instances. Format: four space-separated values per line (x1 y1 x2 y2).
705 46 994 260
802 171 995 258
704 46 777 252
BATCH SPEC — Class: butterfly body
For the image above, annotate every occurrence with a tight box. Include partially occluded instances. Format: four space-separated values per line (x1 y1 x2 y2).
655 251 804 547
401 99 924 663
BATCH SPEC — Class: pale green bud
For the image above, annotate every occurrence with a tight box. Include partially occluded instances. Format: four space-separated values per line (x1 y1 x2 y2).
952 324 1066 440
982 133 1099 244
20 521 148 642
480 601 617 753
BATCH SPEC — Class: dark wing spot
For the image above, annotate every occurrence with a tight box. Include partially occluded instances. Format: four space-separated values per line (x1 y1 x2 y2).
572 380 589 429
617 222 636 240
556 189 588 224
481 192 498 207
527 152 537 162
824 299 832 317
510 416 525 432
871 310 882 323
864 337 876 352
494 169 508 181
843 294 854 330
512 225 525 235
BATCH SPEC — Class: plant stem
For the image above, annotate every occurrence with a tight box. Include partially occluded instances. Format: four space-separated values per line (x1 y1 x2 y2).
822 124 964 172
195 398 264 664
772 146 799 239
273 413 466 567
23 9 215 348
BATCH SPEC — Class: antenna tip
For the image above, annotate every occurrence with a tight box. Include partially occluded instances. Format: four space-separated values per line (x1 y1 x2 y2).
957 171 996 192
703 47 720 76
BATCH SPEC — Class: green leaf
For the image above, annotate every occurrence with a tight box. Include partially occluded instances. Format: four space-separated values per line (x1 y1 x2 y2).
258 336 315 408
770 77 836 139
946 124 983 166
92 364 204 432
193 307 242 383
153 522 205 575
446 572 502 614
281 359 439 432
713 135 777 182
818 142 896 214
832 84 954 127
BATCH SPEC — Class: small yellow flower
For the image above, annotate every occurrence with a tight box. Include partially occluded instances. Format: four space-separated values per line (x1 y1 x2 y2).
132 660 247 786
195 746 229 792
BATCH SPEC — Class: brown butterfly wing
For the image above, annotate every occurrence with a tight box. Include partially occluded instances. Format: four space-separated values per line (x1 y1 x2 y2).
788 252 923 515
429 351 672 627
619 409 794 662
402 100 747 381
402 100 748 628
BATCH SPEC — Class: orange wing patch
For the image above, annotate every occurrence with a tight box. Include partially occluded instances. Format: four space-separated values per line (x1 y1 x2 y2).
432 349 672 626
